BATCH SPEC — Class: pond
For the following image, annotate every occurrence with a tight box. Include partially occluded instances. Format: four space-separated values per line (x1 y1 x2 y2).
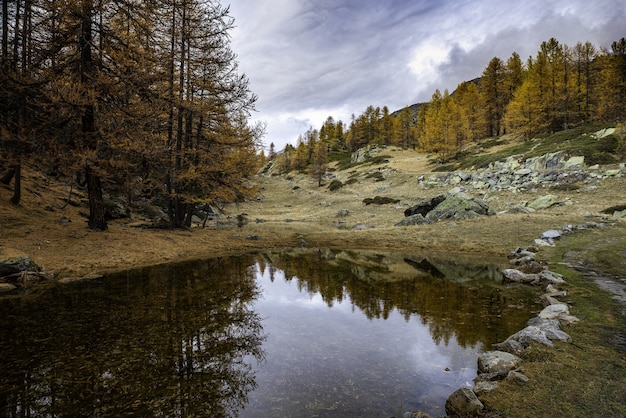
0 249 542 417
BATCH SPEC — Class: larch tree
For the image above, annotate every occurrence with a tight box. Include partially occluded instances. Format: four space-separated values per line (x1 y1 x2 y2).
481 57 507 137
595 38 626 123
572 41 596 124
310 137 328 187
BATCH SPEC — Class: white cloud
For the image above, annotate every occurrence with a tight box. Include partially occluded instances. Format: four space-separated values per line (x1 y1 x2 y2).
228 0 626 151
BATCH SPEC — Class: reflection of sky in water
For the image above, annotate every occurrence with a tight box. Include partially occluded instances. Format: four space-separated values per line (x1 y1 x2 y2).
241 264 480 417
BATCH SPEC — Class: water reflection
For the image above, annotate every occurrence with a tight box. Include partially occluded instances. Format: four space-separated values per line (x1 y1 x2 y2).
0 250 541 417
0 257 264 417
242 250 540 417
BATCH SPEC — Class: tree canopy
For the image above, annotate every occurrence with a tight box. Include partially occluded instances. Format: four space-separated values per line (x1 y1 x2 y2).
276 36 625 172
1 0 262 229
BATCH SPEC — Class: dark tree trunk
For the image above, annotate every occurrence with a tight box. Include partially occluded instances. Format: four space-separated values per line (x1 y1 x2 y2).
10 163 20 204
0 167 15 184
86 165 107 230
1 164 21 204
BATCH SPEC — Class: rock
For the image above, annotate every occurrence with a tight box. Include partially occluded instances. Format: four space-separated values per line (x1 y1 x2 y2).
509 204 535 214
527 317 572 342
613 209 626 219
404 195 446 217
540 294 562 306
562 156 585 169
395 213 426 226
508 248 537 259
337 209 350 217
538 270 566 285
538 303 569 320
478 350 522 374
423 194 493 222
507 370 530 383
472 380 499 394
445 387 484 417
505 326 553 347
528 194 559 210
557 314 580 326
492 339 525 356
512 258 545 274
534 238 555 247
541 229 562 240
502 269 540 285
0 256 40 277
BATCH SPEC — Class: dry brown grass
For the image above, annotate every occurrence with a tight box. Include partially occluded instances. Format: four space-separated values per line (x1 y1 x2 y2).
1 147 624 280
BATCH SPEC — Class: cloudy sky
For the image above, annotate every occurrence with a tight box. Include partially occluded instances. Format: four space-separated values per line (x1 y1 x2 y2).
228 0 626 151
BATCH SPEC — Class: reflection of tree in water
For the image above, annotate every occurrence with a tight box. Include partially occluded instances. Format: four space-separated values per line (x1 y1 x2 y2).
258 250 541 348
0 256 264 417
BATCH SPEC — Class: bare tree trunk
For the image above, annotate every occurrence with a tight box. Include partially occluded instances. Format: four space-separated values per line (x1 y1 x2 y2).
86 165 107 230
10 163 20 204
2 0 8 68
79 0 107 231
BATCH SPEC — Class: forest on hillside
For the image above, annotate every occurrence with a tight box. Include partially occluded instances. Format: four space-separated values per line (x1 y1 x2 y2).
274 37 626 174
0 0 262 230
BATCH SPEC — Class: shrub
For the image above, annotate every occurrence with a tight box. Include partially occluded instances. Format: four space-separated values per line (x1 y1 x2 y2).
328 179 344 191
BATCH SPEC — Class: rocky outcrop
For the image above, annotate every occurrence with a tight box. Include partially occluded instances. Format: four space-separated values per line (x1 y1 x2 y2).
420 149 624 195
396 193 493 226
404 195 446 217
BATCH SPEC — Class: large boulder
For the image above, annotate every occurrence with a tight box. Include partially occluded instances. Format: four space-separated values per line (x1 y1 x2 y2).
505 325 553 347
404 195 446 217
0 256 40 277
528 195 559 210
445 387 484 417
477 350 522 375
397 194 493 226
424 194 493 222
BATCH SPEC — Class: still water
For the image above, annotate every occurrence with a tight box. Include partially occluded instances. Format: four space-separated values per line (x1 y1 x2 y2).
0 250 541 417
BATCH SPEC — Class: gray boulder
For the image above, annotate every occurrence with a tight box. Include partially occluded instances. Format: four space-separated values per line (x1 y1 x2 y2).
396 213 426 226
527 317 572 343
541 229 562 240
502 269 540 285
445 387 484 417
538 270 566 285
0 256 40 277
492 339 525 356
505 325 553 347
404 195 446 217
478 350 522 374
538 303 569 319
398 194 493 226
528 195 559 210
424 194 493 222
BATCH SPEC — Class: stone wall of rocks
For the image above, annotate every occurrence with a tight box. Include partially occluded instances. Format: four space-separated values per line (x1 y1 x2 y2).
438 221 609 417
419 151 625 194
